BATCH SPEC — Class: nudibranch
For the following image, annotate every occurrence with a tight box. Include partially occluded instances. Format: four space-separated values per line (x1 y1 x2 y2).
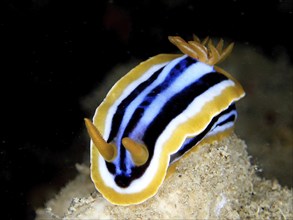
85 35 245 205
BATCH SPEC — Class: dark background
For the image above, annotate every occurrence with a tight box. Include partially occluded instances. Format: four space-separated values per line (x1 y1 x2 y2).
1 0 292 219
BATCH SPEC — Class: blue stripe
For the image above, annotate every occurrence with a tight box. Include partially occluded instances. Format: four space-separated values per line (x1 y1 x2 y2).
107 66 164 143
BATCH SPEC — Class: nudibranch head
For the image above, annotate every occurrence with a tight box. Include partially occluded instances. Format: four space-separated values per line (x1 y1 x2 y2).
85 35 245 205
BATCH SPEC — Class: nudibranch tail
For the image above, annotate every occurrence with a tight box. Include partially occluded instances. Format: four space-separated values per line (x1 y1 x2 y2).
122 137 149 166
168 35 234 65
84 118 116 162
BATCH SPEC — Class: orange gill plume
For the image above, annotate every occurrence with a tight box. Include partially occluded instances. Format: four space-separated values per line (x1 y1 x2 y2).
168 35 234 66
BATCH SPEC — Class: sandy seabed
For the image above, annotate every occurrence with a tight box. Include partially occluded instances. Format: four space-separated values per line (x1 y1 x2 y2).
35 134 292 219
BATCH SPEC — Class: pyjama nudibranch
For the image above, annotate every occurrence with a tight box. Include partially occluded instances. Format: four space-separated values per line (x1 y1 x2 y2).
85 35 245 205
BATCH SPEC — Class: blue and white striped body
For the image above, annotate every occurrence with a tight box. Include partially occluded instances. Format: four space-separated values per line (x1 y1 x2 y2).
90 53 245 205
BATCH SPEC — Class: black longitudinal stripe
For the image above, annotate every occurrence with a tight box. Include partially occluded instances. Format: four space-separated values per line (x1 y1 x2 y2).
142 72 228 155
169 104 236 163
107 66 164 143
